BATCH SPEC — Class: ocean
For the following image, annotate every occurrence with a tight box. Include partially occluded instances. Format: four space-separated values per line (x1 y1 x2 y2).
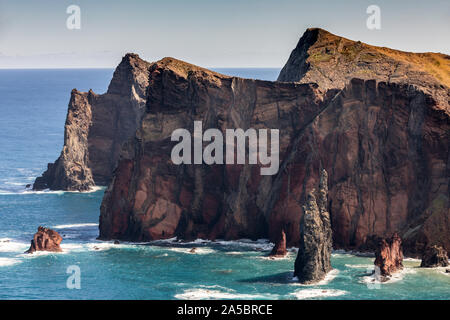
0 68 448 300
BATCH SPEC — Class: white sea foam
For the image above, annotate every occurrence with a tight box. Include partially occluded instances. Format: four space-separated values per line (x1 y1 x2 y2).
165 247 216 255
345 263 373 269
174 286 278 300
0 238 29 253
290 288 347 299
0 257 22 267
53 223 98 229
360 267 417 285
317 269 340 285
214 239 273 251
19 250 67 258
60 243 85 251
0 190 65 196
255 252 293 260
289 269 340 286
225 251 244 255
86 242 122 251
403 257 421 262
0 185 105 195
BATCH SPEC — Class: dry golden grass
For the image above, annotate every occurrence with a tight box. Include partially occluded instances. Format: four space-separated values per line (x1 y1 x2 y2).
309 28 450 88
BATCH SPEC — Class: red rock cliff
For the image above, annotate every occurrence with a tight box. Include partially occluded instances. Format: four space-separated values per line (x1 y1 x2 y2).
33 53 151 191
99 49 449 256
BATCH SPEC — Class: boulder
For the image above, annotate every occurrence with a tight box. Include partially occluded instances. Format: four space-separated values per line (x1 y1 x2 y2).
269 229 287 257
374 233 403 279
25 226 63 253
420 245 449 268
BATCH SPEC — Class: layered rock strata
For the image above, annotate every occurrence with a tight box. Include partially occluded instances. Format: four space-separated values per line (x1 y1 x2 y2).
99 56 449 257
31 28 449 256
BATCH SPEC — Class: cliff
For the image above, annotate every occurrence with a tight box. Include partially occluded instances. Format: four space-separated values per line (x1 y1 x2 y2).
33 53 151 191
99 57 330 242
32 28 449 256
99 50 449 256
278 28 449 112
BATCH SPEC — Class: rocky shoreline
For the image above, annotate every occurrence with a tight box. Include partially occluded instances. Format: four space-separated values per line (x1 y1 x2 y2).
32 28 449 270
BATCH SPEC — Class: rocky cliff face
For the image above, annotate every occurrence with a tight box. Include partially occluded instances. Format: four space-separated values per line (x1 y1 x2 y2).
98 46 448 257
33 54 151 191
99 57 330 241
32 28 448 256
278 28 450 255
294 169 333 283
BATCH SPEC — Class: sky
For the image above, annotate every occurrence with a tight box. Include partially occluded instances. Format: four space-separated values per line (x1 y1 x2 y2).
0 0 449 68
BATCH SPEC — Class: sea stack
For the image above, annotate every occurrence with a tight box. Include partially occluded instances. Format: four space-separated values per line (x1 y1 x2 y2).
269 229 287 257
25 226 63 254
33 53 151 191
294 169 332 284
374 233 403 280
420 245 449 268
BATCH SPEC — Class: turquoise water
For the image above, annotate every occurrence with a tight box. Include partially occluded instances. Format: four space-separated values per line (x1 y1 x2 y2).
0 69 449 300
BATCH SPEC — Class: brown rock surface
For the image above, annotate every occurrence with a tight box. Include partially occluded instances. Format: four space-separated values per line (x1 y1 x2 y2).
99 56 330 242
25 226 63 253
31 28 448 256
420 245 449 267
269 229 287 257
294 169 333 283
33 53 151 191
99 55 449 256
374 233 403 278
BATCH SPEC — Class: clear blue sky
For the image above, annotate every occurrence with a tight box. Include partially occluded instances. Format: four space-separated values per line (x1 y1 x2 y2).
0 0 448 68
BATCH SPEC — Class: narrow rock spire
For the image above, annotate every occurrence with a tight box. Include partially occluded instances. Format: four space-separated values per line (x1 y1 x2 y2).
294 169 333 283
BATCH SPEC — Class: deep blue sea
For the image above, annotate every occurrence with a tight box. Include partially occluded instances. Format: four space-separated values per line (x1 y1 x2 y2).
0 68 448 300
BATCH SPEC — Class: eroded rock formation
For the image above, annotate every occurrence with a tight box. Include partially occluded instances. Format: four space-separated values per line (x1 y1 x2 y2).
277 28 450 255
374 233 403 279
32 28 449 256
420 245 449 267
25 226 63 253
33 53 151 191
269 229 287 257
293 169 332 283
99 57 332 242
98 55 449 256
